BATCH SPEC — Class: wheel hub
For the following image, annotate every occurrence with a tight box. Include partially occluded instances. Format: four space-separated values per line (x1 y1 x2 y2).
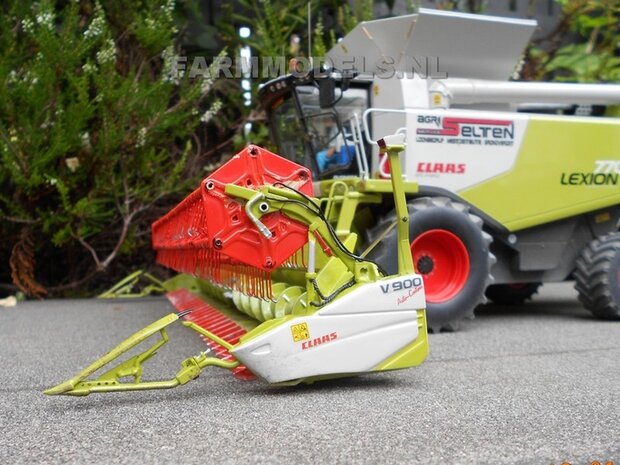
410 229 470 303
417 255 434 274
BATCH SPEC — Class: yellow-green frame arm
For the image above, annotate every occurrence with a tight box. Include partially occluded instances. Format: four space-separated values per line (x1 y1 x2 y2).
45 313 239 396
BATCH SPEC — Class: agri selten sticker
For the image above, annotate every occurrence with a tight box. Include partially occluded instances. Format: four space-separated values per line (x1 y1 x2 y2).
415 115 516 147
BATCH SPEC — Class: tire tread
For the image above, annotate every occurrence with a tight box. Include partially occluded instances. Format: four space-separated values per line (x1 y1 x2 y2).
366 196 495 332
574 232 620 320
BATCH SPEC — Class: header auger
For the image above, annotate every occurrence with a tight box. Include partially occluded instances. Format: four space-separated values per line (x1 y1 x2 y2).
46 135 429 396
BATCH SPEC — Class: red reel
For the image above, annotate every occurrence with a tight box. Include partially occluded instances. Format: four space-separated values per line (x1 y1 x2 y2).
152 145 313 274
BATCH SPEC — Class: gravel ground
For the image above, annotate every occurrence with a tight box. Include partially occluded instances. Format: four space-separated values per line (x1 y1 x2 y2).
0 282 618 465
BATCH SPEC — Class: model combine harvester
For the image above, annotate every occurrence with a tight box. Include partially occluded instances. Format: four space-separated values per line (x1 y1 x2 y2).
46 7 620 396
258 8 620 328
46 136 429 396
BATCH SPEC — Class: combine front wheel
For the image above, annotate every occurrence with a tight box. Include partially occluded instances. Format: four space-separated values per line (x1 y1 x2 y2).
574 232 620 320
366 197 495 332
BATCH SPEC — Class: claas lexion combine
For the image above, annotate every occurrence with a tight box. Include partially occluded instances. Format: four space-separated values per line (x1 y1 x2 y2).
47 9 620 396
46 135 430 395
258 8 620 327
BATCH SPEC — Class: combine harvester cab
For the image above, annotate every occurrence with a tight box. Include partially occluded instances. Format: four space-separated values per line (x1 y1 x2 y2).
258 8 620 331
46 136 429 396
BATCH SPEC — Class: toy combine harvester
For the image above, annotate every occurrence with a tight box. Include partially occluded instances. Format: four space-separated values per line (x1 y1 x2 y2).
46 135 429 396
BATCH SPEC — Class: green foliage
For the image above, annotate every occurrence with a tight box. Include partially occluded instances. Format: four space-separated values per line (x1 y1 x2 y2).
222 0 375 78
529 0 620 82
546 43 620 82
0 0 222 295
225 0 308 59
337 0 374 34
313 15 328 59
217 0 374 151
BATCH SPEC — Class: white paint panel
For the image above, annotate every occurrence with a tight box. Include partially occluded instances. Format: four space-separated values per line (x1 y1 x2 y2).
327 9 536 81
405 109 530 191
232 312 419 383
320 274 426 315
231 276 425 383
405 9 536 81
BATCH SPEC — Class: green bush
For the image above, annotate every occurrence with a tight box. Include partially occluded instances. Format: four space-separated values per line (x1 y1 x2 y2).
521 0 620 82
545 0 620 82
0 0 222 296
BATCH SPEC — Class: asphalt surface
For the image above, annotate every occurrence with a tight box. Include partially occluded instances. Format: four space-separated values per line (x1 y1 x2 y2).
0 282 618 465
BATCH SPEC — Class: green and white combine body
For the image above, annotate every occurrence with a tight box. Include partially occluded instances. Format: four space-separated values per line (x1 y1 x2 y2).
328 8 620 230
259 8 620 330
405 109 620 231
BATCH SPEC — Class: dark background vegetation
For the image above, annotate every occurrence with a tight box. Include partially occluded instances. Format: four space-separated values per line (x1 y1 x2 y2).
0 0 618 298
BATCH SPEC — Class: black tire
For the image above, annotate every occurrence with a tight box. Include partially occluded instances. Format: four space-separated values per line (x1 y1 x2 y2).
574 232 620 320
485 283 541 305
365 197 495 332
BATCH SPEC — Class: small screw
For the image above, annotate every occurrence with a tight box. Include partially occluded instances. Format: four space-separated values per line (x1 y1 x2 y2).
249 146 258 156
205 181 215 191
265 258 273 268
213 238 223 249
